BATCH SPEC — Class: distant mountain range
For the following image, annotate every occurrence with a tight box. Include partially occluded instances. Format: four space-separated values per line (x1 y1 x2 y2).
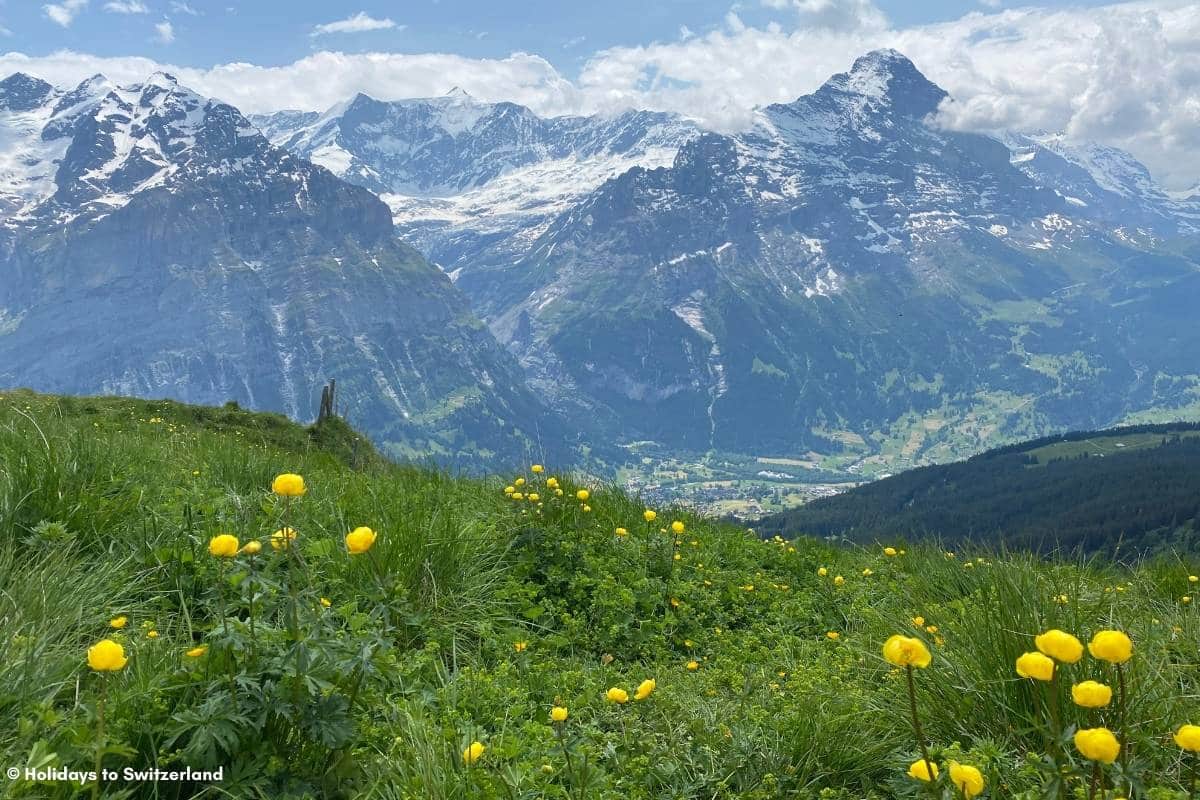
754 423 1200 555
3 51 1199 488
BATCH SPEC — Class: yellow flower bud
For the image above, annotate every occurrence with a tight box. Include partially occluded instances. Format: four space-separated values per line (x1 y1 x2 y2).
240 540 262 555
462 741 485 765
109 615 128 629
686 660 699 671
87 639 128 672
550 706 568 722
817 567 828 577
1016 651 1055 681
1175 724 1200 753
1074 727 1120 763
634 678 656 700
948 763 984 799
345 526 377 555
208 534 239 558
882 635 931 668
1035 629 1084 663
271 473 306 497
907 759 938 782
606 687 628 704
1087 630 1133 664
270 527 297 551
1071 680 1113 708
884 547 897 556
185 645 208 658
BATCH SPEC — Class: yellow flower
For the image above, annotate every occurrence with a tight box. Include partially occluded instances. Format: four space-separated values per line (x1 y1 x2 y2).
512 492 524 500
1087 630 1133 664
1185 596 1193 604
208 534 239 558
671 521 685 534
462 741 485 765
826 631 840 640
87 639 128 672
185 645 208 658
576 489 590 501
1074 727 1120 764
670 598 681 608
817 567 828 577
907 758 939 782
504 485 515 494
550 705 568 723
833 575 845 586
634 678 656 701
615 527 628 537
925 625 938 634
109 615 128 629
320 597 331 608
546 477 559 489
1016 651 1055 681
884 547 897 556
554 488 564 496
582 504 592 513
147 630 158 639
345 526 377 555
1174 724 1200 752
862 568 874 577
531 464 544 474
1035 629 1084 663
643 509 657 522
270 527 297 551
271 473 306 497
686 660 699 671
1072 680 1113 708
1190 575 1198 583
527 493 540 502
912 616 925 627
514 641 528 653
515 478 526 487
948 763 985 799
882 635 931 668
240 540 262 555
606 687 629 704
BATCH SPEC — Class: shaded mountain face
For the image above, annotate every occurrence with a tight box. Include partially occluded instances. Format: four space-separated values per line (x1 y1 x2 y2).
0 72 566 468
263 49 1200 474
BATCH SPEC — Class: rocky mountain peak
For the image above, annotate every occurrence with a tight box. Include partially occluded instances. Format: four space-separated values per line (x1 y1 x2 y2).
815 48 947 118
0 73 56 111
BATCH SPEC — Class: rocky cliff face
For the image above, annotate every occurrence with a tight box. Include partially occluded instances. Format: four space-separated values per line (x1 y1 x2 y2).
0 72 567 468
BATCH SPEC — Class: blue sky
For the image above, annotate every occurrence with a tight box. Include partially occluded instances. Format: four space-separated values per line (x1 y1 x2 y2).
1 1 1196 189
4 1 1125 74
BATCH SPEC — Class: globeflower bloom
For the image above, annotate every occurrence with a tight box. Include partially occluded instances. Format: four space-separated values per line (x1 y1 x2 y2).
345 526 377 555
671 521 685 534
208 534 239 558
1071 680 1113 708
634 678 656 701
948 763 985 798
606 687 629 704
109 615 127 629
1174 724 1200 752
884 547 897 557
185 645 208 658
240 540 262 555
687 660 699 670
550 706 568 723
462 741 485 765
1035 629 1084 663
87 639 128 672
833 575 845 586
271 473 306 497
270 527 297 551
817 567 828 577
576 489 590 501
531 464 544 474
883 635 931 668
643 509 657 522
1016 651 1055 681
1088 630 1133 664
907 758 938 782
1074 727 1120 763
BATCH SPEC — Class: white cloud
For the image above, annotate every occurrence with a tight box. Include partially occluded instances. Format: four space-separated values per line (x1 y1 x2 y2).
44 0 88 27
170 1 198 14
103 0 148 13
154 19 174 43
311 12 399 37
5 0 1198 189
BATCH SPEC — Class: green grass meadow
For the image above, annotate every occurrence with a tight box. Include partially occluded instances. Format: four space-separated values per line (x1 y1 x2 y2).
1 390 1199 799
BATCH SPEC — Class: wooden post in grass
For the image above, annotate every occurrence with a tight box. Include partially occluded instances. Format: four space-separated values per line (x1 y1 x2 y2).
317 379 336 422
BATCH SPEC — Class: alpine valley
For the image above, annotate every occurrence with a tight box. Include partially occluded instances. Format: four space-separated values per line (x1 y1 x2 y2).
4 50 1200 510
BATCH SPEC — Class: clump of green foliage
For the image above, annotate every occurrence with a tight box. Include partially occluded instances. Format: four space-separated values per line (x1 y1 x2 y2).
1 389 1198 799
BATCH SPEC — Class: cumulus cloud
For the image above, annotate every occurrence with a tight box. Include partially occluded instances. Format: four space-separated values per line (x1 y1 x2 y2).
6 0 1198 188
311 12 399 37
44 0 88 27
103 1 148 13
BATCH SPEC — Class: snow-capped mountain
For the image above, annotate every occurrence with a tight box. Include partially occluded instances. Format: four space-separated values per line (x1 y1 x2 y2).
252 91 699 279
0 71 568 467
261 49 1200 468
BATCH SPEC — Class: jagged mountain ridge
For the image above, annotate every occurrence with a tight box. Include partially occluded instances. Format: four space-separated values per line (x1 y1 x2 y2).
0 71 569 468
262 49 1200 472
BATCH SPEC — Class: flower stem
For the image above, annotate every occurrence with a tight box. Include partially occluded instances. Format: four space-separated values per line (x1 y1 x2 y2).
1117 663 1128 772
905 665 935 787
92 678 107 800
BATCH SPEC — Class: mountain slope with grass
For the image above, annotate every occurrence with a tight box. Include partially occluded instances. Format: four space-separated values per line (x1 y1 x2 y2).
2 390 1199 799
755 423 1200 555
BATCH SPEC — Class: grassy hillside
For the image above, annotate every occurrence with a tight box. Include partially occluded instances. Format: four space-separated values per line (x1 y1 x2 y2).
2 391 1200 799
757 423 1200 556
